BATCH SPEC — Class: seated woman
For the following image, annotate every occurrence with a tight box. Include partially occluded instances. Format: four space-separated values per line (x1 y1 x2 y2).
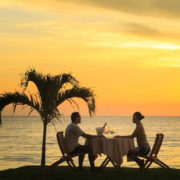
115 112 150 169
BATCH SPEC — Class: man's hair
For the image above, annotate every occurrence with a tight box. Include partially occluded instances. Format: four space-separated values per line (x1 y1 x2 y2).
71 112 80 122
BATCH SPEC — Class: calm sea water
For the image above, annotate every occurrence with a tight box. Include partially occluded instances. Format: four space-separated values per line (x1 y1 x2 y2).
0 116 180 170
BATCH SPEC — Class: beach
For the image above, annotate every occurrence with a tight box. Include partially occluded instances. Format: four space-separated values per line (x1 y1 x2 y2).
0 116 180 170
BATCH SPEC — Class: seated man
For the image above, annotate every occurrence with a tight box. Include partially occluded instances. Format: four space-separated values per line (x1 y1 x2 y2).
65 112 101 170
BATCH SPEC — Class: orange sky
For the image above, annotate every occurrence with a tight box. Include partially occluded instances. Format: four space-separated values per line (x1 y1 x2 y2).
1 0 180 116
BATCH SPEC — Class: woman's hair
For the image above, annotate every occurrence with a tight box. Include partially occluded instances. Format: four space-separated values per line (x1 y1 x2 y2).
133 112 145 121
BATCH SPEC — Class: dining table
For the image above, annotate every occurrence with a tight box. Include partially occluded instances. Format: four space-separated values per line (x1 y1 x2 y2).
88 137 135 167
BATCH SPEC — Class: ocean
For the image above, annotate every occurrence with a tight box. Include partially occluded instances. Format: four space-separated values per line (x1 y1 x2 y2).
0 116 180 170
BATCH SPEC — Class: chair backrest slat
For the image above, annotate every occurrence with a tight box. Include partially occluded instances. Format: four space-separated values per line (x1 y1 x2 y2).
150 133 164 157
56 131 68 156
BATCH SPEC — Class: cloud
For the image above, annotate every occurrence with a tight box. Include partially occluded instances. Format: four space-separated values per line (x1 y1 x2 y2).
124 22 158 36
91 41 180 50
3 0 180 19
60 0 180 19
2 0 180 43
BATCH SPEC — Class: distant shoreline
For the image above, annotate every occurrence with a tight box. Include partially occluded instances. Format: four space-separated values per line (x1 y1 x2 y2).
1 115 180 118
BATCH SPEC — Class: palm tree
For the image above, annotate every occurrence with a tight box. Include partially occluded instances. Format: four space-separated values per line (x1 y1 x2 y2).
0 68 96 166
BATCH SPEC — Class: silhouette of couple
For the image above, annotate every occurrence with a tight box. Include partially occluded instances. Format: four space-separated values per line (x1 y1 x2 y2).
65 111 150 170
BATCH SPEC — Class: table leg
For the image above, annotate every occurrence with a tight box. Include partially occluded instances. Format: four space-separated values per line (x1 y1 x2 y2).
100 156 120 168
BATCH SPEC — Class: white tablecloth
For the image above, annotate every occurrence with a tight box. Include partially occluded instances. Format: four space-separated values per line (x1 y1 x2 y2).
90 138 135 166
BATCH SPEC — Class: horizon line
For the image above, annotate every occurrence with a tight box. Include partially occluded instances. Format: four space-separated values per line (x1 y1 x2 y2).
2 115 180 117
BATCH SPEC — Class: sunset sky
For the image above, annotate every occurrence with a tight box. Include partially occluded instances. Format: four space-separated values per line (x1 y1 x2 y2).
1 0 180 116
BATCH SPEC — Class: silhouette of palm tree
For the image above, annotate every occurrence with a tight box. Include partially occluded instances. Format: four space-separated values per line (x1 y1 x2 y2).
0 68 96 166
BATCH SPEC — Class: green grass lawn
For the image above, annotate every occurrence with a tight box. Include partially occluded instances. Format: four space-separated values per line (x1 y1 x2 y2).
0 166 179 180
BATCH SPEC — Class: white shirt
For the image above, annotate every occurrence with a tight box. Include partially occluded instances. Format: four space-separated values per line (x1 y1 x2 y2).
65 123 85 152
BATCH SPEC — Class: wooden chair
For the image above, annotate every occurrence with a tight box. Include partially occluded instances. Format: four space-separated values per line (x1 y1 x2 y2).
139 133 171 171
50 131 86 168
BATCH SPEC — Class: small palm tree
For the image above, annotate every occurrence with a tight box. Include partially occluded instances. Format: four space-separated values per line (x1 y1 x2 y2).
0 68 96 166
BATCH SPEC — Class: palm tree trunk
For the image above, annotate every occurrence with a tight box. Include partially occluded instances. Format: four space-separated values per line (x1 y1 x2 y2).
0 111 2 124
41 121 47 166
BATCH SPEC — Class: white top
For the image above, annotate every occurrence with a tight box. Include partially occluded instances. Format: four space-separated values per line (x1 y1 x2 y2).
65 123 85 152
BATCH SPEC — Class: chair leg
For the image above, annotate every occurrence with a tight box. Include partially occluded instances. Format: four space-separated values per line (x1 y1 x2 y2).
154 160 167 168
66 160 76 168
144 161 153 170
154 159 171 171
156 159 171 169
69 160 77 168
50 157 66 167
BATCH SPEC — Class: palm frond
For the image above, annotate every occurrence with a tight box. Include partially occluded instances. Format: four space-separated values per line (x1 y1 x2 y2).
0 92 40 124
67 99 80 110
57 86 96 116
58 73 79 89
21 68 78 94
20 68 79 110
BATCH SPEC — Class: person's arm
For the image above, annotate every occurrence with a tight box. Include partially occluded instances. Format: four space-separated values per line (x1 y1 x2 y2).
81 133 104 139
114 126 139 138
73 124 104 139
130 125 139 138
114 135 131 138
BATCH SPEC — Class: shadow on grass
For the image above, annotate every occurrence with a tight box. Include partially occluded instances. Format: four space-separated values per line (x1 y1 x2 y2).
0 166 180 180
